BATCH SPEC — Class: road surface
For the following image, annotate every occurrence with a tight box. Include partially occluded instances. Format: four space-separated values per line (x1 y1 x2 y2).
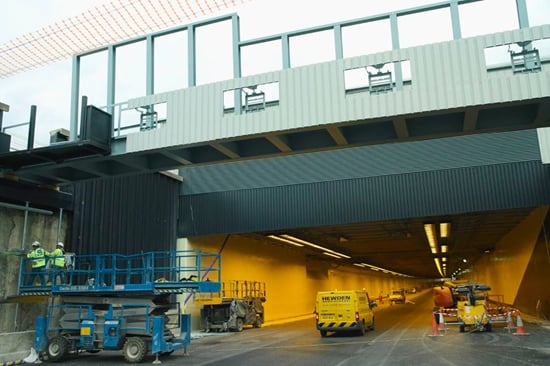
50 290 550 365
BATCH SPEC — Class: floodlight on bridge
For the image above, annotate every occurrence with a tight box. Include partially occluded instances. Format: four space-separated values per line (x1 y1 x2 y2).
367 63 393 94
510 41 541 74
243 86 266 113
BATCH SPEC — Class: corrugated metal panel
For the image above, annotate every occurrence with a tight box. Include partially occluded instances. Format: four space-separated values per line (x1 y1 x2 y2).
71 173 180 255
126 25 550 153
180 129 540 194
178 160 550 237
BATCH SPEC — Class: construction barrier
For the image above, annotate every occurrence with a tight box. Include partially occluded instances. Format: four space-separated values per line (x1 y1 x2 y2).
437 305 521 325
438 312 446 333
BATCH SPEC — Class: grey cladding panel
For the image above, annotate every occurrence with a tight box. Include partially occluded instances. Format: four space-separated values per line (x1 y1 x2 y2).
178 161 550 237
180 129 540 195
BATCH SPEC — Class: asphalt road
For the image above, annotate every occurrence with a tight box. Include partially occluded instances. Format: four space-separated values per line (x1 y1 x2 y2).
51 290 550 365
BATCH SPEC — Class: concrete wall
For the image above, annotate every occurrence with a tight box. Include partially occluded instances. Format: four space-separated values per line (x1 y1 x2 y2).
0 206 70 333
0 331 34 364
182 234 421 329
468 206 550 318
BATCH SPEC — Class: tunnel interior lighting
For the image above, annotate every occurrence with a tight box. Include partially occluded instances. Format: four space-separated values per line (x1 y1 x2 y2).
441 244 448 253
424 223 438 254
434 257 444 277
440 222 451 238
269 235 412 277
267 235 304 247
354 263 410 277
268 234 351 258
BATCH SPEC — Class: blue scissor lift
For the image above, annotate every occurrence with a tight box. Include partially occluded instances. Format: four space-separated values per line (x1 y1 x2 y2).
18 250 221 363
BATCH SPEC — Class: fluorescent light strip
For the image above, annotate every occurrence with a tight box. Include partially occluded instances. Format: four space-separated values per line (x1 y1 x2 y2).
272 235 412 277
424 223 439 254
267 235 304 247
440 222 450 238
434 258 444 277
281 234 351 259
360 263 410 277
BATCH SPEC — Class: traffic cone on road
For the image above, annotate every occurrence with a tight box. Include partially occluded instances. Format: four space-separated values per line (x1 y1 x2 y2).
429 312 442 337
513 314 529 335
438 312 446 334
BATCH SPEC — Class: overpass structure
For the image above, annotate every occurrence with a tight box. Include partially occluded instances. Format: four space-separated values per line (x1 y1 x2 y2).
1 0 550 302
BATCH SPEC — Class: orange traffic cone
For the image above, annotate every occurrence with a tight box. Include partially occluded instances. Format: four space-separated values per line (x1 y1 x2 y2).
438 312 446 334
428 312 442 337
513 314 529 335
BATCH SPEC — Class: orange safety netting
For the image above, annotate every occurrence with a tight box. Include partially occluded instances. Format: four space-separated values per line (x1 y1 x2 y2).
0 0 249 79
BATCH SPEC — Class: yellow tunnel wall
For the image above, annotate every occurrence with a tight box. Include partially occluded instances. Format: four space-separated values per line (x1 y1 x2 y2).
468 206 549 317
180 234 419 328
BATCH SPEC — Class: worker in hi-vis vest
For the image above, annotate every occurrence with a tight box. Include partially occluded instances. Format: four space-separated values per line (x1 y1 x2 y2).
47 242 66 285
26 241 46 286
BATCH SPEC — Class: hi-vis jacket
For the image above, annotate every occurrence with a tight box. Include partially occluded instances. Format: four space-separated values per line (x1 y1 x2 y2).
27 248 46 268
47 248 65 268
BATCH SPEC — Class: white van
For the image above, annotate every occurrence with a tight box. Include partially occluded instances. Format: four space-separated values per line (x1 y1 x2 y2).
315 290 376 337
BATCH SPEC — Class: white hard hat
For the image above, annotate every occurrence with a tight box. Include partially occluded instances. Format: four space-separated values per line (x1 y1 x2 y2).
57 242 64 248
32 241 40 247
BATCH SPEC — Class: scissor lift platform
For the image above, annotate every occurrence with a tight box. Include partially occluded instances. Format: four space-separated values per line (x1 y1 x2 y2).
18 249 221 297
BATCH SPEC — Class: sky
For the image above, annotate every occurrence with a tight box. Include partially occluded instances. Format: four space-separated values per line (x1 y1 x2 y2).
1 0 549 149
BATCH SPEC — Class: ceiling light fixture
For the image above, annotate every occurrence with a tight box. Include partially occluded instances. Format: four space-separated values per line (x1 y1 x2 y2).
267 235 304 247
423 223 438 254
434 258 444 277
280 234 351 259
358 263 411 277
440 222 451 238
441 244 448 253
270 235 412 277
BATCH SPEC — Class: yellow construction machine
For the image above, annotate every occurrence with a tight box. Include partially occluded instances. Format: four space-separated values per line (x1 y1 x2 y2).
434 281 492 332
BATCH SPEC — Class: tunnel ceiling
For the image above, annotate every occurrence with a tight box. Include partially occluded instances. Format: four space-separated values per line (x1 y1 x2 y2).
255 207 535 279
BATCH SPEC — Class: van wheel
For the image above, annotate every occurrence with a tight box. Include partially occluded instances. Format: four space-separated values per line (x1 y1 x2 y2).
320 330 327 337
368 317 375 331
358 321 366 336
